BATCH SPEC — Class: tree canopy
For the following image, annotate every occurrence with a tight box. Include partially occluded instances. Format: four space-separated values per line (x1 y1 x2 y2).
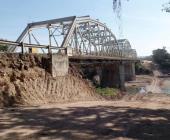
152 47 170 70
0 44 8 52
162 1 170 12
112 0 129 37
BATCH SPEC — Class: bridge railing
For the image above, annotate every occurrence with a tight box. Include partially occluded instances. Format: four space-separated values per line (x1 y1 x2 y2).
0 39 66 53
0 39 137 59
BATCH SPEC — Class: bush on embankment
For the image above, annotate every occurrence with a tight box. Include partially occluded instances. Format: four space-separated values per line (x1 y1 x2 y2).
96 87 122 99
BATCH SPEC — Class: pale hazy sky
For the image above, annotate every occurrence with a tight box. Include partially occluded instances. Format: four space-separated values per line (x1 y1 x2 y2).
0 0 170 56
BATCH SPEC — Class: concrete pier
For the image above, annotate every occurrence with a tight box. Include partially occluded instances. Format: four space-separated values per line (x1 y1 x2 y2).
124 62 136 81
119 62 125 90
131 62 136 80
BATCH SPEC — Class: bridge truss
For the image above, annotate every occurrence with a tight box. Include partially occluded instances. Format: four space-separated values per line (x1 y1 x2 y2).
4 16 137 59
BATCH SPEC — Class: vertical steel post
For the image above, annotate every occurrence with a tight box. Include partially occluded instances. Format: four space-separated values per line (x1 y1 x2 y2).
74 26 78 54
28 30 32 53
21 42 24 54
48 26 52 54
88 22 91 55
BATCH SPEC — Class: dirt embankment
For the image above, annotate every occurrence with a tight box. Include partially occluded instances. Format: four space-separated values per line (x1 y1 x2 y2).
0 54 100 107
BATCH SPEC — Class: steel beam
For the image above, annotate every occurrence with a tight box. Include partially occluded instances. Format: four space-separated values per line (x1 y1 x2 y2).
4 16 137 59
28 16 76 29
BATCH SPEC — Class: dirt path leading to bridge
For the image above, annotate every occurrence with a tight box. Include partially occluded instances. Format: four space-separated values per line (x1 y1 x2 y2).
146 70 162 93
1 94 170 140
126 71 163 94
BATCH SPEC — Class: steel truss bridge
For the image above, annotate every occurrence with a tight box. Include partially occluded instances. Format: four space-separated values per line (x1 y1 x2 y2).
0 16 137 60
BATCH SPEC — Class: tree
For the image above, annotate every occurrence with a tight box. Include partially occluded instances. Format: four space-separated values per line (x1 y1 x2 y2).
152 47 170 70
162 1 170 12
0 44 8 52
112 0 129 37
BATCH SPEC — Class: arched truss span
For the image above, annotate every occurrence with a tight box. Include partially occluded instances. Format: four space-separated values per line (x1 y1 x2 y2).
8 16 137 58
117 39 137 58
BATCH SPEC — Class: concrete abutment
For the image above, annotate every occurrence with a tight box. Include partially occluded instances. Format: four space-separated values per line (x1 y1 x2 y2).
51 54 69 77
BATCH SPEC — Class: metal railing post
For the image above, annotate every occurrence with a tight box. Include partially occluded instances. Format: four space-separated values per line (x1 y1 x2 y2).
20 42 24 54
48 45 51 54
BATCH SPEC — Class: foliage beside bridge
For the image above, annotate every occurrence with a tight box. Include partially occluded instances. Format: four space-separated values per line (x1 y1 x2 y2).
153 47 170 72
0 44 8 52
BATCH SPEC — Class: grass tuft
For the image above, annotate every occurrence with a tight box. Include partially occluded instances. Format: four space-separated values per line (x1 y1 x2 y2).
96 87 119 97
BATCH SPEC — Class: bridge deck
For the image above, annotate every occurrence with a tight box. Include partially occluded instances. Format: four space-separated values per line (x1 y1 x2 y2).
69 55 138 61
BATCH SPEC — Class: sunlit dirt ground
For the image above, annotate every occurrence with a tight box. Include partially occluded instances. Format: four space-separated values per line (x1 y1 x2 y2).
1 95 170 140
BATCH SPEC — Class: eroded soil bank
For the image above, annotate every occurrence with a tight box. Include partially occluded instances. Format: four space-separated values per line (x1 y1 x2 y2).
0 53 100 107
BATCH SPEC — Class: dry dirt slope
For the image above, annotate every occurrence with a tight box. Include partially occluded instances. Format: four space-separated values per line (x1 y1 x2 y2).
0 53 100 107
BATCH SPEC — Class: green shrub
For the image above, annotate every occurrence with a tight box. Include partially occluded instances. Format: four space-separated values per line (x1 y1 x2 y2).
96 87 118 96
0 44 8 52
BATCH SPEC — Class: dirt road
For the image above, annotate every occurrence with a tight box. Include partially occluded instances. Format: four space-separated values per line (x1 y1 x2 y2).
1 94 170 140
126 71 162 94
146 70 162 93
